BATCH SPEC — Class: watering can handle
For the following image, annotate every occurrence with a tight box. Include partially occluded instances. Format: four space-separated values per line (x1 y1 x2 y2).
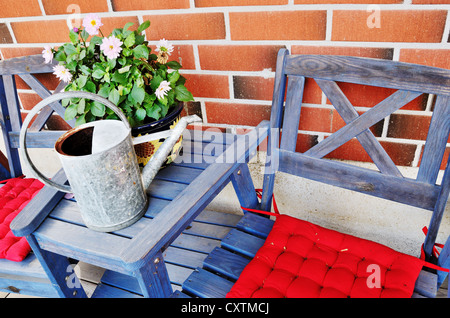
19 91 130 193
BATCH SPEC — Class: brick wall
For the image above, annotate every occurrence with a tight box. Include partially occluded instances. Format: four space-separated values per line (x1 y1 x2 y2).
0 0 449 168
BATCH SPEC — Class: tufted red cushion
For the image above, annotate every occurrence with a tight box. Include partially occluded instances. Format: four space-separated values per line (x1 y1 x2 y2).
227 215 424 298
0 178 43 262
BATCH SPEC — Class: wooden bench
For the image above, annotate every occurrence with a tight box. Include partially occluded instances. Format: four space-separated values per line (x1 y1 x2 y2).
0 51 449 298
0 54 268 297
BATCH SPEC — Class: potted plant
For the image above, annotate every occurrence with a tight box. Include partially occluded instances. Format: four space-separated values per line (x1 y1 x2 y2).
42 14 194 166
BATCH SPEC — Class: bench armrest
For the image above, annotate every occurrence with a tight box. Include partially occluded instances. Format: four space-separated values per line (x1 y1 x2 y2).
10 168 68 237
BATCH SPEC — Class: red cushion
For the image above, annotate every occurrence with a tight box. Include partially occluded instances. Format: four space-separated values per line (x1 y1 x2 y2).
226 215 424 298
0 178 43 262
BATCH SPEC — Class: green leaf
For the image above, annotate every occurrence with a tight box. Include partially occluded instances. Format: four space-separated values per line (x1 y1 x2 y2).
92 69 106 79
135 108 146 121
150 75 163 91
145 103 161 120
54 50 67 62
168 70 180 84
83 81 96 93
118 65 131 74
107 58 116 69
174 85 194 102
98 85 111 98
137 20 150 34
112 71 128 85
62 98 70 107
135 34 145 45
76 75 87 88
65 103 78 121
91 101 105 117
79 65 91 75
123 22 134 33
75 114 86 127
69 29 78 44
79 49 86 60
130 84 145 105
108 88 120 105
77 98 86 114
166 61 182 70
132 44 149 59
64 43 77 56
124 31 135 48
81 29 90 41
90 36 103 46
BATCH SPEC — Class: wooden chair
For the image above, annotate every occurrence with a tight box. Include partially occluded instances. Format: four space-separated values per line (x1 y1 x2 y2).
181 49 450 298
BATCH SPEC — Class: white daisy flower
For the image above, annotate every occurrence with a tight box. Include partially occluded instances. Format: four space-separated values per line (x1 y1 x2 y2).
53 64 72 83
155 81 171 100
42 46 53 64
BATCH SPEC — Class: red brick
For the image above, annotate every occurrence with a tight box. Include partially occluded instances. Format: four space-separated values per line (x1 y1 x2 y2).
418 147 450 170
46 114 72 130
233 75 323 103
144 13 225 40
183 74 229 99
325 138 416 166
299 107 332 133
149 44 195 69
233 76 274 101
399 49 450 70
295 0 401 2
42 0 108 15
326 82 428 111
0 24 13 44
21 110 70 130
332 10 447 43
295 133 319 153
18 92 42 110
96 16 140 36
230 11 327 41
387 114 431 141
195 0 287 6
331 109 384 137
198 45 285 72
380 141 417 166
11 20 70 43
303 78 323 104
205 102 271 126
412 0 450 3
0 0 42 18
112 0 189 10
291 46 393 59
15 73 60 91
1 47 43 59
11 16 140 43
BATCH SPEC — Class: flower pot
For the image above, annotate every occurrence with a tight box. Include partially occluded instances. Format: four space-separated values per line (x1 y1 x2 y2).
131 102 184 168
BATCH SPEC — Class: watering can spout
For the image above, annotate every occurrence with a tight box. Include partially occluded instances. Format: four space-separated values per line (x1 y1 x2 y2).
141 114 202 190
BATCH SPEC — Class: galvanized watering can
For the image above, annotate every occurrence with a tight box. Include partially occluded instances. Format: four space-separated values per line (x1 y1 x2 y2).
19 91 201 232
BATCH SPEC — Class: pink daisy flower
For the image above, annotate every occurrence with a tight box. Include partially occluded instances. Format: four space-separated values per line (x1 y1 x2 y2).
53 64 72 83
82 13 103 36
100 36 123 60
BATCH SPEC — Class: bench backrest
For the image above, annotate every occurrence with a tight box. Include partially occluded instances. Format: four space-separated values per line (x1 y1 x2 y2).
0 54 69 179
261 49 450 260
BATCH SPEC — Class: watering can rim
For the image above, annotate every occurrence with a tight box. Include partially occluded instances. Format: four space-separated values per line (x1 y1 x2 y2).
54 119 131 158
